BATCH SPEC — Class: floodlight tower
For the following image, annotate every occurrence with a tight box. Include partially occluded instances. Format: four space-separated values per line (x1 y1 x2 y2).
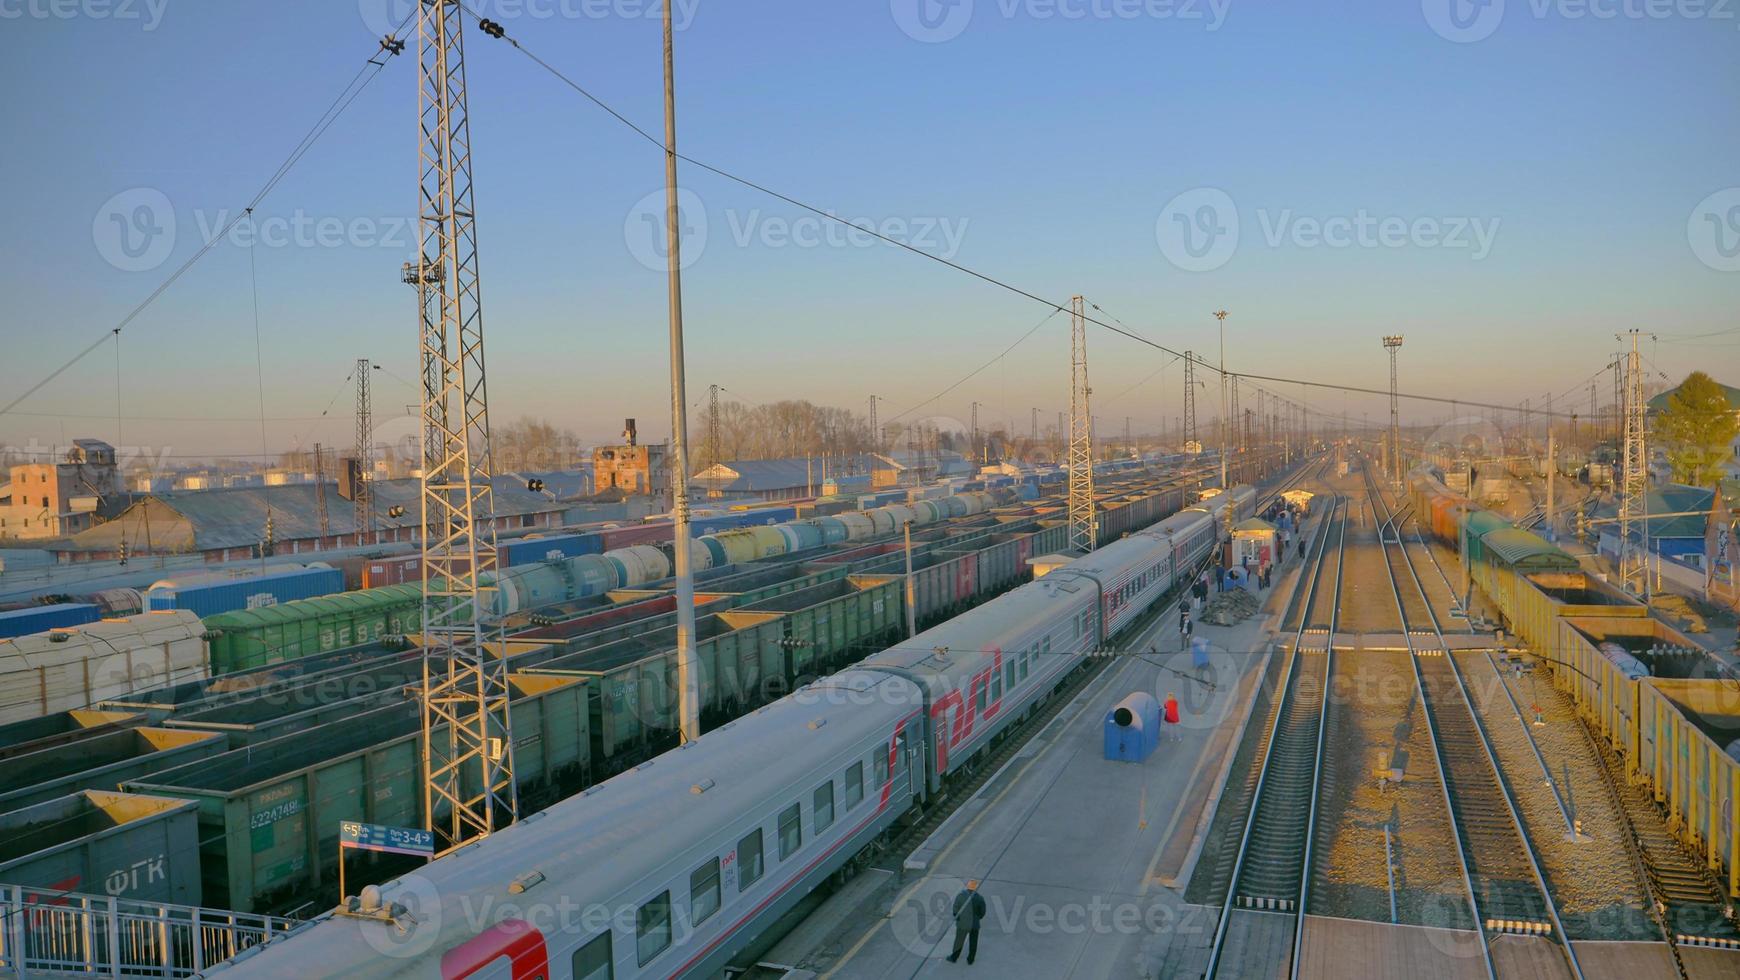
868 394 880 455
1618 330 1652 593
1383 335 1404 482
411 0 516 854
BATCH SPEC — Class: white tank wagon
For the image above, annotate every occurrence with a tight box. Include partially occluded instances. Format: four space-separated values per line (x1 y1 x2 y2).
0 610 207 726
209 670 926 979
477 491 1002 618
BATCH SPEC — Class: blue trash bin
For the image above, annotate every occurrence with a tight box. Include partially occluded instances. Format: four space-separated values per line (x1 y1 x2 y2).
1104 692 1161 762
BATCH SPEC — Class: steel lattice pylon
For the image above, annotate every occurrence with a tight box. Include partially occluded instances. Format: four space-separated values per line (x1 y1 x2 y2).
354 358 375 539
1182 350 1197 452
1067 296 1096 552
1618 330 1649 591
413 0 515 854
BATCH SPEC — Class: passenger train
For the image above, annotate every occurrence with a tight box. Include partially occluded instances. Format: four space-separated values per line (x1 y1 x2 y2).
214 485 1256 980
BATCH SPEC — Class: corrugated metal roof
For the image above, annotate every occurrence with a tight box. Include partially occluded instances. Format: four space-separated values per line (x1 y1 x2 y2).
1481 527 1577 569
60 474 576 552
1590 484 1714 540
694 457 882 493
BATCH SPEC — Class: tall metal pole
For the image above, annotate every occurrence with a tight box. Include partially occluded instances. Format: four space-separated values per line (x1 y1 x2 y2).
1214 312 1228 490
903 520 917 638
354 358 375 541
414 0 515 854
868 394 880 456
1213 312 1232 565
1618 330 1652 596
662 0 701 745
1383 335 1403 483
1067 296 1096 552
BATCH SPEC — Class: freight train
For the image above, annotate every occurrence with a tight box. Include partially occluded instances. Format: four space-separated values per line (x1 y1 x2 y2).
1409 468 1740 901
211 486 1256 979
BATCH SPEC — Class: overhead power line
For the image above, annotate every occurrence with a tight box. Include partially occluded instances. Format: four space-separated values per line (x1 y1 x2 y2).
0 13 416 422
470 13 1599 423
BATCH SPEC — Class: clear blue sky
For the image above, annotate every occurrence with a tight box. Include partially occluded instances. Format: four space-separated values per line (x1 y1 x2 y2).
1 1 1736 461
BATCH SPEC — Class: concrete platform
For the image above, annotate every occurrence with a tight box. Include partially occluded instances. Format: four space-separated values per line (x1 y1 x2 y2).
776 586 1292 980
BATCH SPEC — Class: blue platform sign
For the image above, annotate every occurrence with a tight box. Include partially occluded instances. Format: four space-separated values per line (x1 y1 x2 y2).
339 821 434 857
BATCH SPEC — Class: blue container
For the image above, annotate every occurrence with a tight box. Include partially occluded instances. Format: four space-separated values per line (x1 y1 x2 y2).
1017 484 1039 501
0 603 101 639
1104 692 1161 762
498 533 602 568
144 567 344 618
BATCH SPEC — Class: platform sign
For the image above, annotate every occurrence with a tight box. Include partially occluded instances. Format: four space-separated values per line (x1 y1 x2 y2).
339 821 434 857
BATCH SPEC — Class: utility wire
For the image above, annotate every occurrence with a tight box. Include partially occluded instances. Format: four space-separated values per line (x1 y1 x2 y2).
472 14 1606 423
0 13 414 422
883 309 1061 427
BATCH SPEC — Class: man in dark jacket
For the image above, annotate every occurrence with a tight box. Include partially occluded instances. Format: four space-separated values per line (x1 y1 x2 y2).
946 879 987 964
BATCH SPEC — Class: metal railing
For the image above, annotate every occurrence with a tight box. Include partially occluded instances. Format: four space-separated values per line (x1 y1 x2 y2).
0 884 303 978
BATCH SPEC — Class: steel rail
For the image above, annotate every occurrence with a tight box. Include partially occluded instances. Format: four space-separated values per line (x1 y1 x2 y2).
1367 462 1584 980
1203 487 1342 978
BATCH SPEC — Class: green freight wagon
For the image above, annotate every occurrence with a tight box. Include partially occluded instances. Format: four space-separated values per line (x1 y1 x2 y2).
0 790 203 906
0 727 227 814
202 584 425 674
0 708 144 761
125 673 588 914
524 610 787 768
101 643 415 722
159 656 430 747
731 575 902 678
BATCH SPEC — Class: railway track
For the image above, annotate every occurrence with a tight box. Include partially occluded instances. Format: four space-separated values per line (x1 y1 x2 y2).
1364 460 1583 980
1203 493 1344 978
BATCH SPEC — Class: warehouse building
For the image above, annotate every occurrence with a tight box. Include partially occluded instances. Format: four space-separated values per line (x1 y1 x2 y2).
692 455 883 501
50 474 580 564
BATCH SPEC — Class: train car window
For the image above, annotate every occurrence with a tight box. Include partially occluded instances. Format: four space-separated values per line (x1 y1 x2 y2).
1005 660 1016 691
1019 651 1029 681
570 933 613 980
814 782 835 832
974 680 988 713
990 670 1002 702
737 829 764 891
778 803 802 860
845 762 864 809
635 892 671 966
690 858 721 925
874 748 890 788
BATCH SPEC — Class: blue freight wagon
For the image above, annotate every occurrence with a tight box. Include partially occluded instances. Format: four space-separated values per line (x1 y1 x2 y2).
498 533 603 567
0 602 100 639
144 567 344 618
689 509 796 535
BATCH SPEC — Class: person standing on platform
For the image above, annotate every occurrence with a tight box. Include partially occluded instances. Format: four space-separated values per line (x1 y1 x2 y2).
1164 691 1182 741
947 880 987 964
1179 605 1192 649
